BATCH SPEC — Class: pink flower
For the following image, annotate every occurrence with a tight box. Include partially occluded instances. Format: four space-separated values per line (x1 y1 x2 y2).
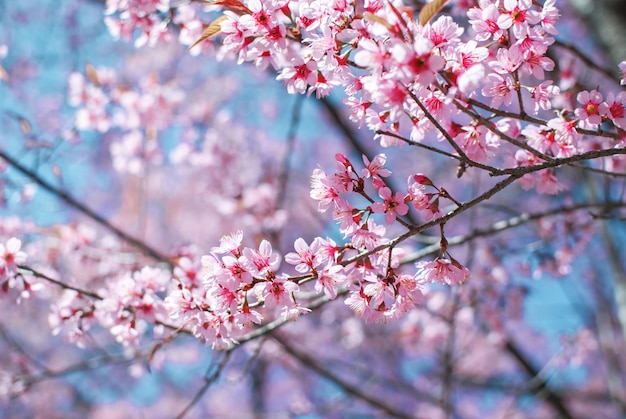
351 218 385 250
344 286 368 317
536 170 565 195
522 125 574 158
415 257 470 286
191 311 236 349
490 47 522 75
353 38 388 71
315 264 346 299
276 57 318 95
426 16 463 47
371 187 409 224
520 50 555 80
211 231 244 256
396 35 445 86
222 254 253 284
173 257 202 289
458 124 499 162
454 41 489 72
362 272 393 308
497 0 539 36
575 90 603 126
262 275 298 310
600 92 626 129
243 240 281 277
407 175 430 211
361 154 391 179
457 64 485 95
620 61 626 85
164 285 199 320
316 237 341 265
0 238 27 275
333 197 362 234
310 168 340 212
528 80 559 114
482 73 514 108
538 0 560 35
235 302 264 326
547 117 580 152
468 3 505 42
285 237 324 273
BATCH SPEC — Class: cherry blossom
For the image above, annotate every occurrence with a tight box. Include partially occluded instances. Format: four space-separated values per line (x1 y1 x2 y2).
3 0 626 416
0 237 27 276
415 256 470 286
371 186 409 224
600 91 626 129
528 80 559 114
575 89 603 126
284 237 324 273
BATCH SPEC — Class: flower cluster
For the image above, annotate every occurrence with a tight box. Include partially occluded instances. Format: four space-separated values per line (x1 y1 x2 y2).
187 0 623 192
97 0 626 202
105 0 173 47
68 66 183 174
164 232 311 348
0 238 33 301
309 153 470 320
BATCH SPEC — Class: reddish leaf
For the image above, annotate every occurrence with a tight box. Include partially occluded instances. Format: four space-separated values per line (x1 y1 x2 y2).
85 63 100 86
189 15 229 51
146 342 164 373
0 65 8 82
363 12 393 30
419 0 449 26
201 0 251 15
18 117 32 135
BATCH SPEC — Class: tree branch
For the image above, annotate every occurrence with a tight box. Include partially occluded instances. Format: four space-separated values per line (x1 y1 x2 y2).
0 148 171 266
271 333 417 419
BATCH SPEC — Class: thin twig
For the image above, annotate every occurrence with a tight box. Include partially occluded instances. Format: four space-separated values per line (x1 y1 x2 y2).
0 149 171 266
402 201 626 264
276 94 304 208
553 39 619 83
175 349 233 419
271 333 417 419
17 264 103 300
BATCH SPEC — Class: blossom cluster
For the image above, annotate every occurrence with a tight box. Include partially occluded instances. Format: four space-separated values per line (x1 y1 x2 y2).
110 0 626 193
68 66 183 174
310 153 471 316
105 0 173 47
56 0 626 348
0 238 32 302
0 44 8 82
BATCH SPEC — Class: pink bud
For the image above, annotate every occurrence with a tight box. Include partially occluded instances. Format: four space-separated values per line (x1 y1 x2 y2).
413 174 433 186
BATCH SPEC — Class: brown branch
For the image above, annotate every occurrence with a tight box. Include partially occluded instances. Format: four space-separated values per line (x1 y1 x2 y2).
17 349 144 388
464 97 547 125
376 129 504 175
175 349 233 419
17 264 103 300
463 98 621 140
406 88 473 163
276 94 304 208
271 333 417 419
0 149 171 266
553 39 619 83
504 339 575 419
497 147 626 176
456 100 555 161
402 201 626 264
